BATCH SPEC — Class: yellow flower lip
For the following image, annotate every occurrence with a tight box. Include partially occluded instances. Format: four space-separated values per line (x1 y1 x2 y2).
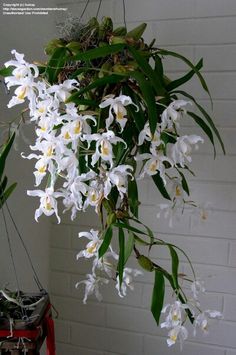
170 334 177 342
17 86 27 100
116 109 124 120
64 131 71 140
101 141 110 156
45 197 52 210
86 242 97 254
38 165 46 173
74 121 82 134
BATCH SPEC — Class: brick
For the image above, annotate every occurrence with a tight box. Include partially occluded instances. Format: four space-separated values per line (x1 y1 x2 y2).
70 323 143 354
184 264 236 295
154 17 236 46
195 45 236 71
56 343 103 355
226 350 236 355
52 295 106 325
49 271 70 296
149 234 229 266
107 304 157 335
113 0 195 23
106 327 143 355
50 224 71 249
190 210 236 239
54 320 70 343
229 241 236 266
70 323 107 349
194 0 236 17
223 294 236 321
191 155 236 183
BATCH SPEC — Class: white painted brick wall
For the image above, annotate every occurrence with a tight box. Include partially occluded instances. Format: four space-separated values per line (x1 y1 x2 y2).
51 0 236 353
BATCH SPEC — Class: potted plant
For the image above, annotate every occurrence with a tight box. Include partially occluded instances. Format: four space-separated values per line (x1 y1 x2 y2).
0 16 224 348
0 134 55 354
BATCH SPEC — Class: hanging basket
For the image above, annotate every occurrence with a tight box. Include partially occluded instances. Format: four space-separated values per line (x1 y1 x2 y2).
0 291 55 355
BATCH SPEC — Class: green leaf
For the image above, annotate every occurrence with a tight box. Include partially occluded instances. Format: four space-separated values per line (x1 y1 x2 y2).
128 178 139 218
133 234 150 245
45 47 69 83
113 222 147 235
172 90 225 154
128 46 166 95
70 98 98 107
187 111 216 157
0 183 17 209
126 23 147 40
0 67 13 77
130 71 158 135
118 227 125 286
166 58 203 92
98 225 113 258
0 133 15 181
157 50 212 104
168 245 179 290
154 55 165 87
151 270 165 326
177 169 190 196
0 176 8 193
67 74 126 103
72 43 126 62
152 173 171 200
124 231 134 264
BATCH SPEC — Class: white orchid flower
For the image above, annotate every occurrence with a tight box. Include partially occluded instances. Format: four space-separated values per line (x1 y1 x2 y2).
167 325 188 349
136 147 173 184
92 250 118 277
191 279 205 300
171 179 185 200
161 301 190 329
99 94 138 132
47 79 78 103
116 267 142 298
60 115 96 151
27 187 63 223
33 156 54 186
84 130 126 167
84 180 104 213
32 97 55 122
7 77 37 109
103 164 133 199
63 172 95 215
77 229 102 259
171 135 204 167
161 100 191 131
138 122 163 147
75 273 109 304
5 49 39 84
193 310 223 335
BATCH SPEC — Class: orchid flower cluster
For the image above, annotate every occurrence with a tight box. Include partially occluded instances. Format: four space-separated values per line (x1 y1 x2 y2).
1 17 225 349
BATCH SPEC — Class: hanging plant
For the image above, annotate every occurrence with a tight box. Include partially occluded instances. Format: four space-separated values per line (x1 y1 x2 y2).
0 17 225 348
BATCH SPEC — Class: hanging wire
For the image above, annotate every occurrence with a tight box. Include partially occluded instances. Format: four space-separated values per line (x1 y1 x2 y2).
1 204 21 292
5 201 43 291
96 0 103 19
122 0 127 29
79 0 90 22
